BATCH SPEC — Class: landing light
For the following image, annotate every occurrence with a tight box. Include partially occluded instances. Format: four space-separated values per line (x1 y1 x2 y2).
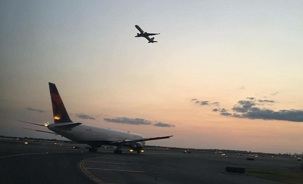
129 149 134 153
44 121 49 127
140 150 144 153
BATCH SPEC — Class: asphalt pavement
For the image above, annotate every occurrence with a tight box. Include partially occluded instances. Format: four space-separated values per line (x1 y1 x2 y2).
1 138 300 184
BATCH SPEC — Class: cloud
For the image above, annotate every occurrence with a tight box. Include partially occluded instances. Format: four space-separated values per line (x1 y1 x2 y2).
246 97 255 100
220 108 232 116
212 108 219 112
232 100 256 113
212 102 220 106
76 113 95 120
191 99 220 107
26 107 46 113
270 91 279 96
200 101 209 106
239 108 303 122
215 97 303 122
258 100 275 103
193 96 303 122
104 117 152 125
154 122 175 128
104 117 175 128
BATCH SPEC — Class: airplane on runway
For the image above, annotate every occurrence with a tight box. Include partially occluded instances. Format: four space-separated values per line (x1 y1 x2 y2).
23 83 172 154
135 25 159 43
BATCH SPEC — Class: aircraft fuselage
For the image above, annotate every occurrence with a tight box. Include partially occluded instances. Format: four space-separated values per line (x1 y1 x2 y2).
136 33 159 37
47 123 145 147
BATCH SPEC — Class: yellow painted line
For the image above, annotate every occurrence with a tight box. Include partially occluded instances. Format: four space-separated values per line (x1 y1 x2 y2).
86 168 145 173
80 158 145 184
79 159 107 184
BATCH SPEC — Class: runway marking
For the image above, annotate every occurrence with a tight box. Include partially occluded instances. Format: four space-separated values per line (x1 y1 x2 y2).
80 159 107 184
85 168 145 173
80 158 146 184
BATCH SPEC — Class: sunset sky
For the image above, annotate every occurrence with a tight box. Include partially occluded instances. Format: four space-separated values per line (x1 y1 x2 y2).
1 0 303 154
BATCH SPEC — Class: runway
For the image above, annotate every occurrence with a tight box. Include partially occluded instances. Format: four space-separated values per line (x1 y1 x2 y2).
0 138 301 184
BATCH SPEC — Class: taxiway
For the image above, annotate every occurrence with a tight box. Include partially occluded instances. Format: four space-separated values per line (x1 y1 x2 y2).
0 138 301 184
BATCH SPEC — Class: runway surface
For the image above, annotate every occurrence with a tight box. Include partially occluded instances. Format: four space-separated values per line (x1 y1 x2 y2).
0 138 301 184
80 150 284 184
0 139 93 184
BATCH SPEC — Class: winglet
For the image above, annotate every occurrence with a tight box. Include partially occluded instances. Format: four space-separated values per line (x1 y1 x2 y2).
49 82 72 123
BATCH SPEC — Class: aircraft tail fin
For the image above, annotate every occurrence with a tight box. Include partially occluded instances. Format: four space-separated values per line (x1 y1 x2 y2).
49 82 72 123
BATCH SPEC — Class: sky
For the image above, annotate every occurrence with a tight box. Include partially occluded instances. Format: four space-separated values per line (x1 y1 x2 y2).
1 0 303 154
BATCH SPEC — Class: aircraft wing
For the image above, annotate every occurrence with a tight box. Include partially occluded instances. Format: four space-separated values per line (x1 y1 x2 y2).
19 120 58 135
135 25 144 33
116 135 173 144
133 135 173 142
147 33 159 36
18 120 46 127
24 127 57 135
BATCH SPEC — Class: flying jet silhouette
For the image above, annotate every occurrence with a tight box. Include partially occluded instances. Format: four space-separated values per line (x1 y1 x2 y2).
135 25 159 43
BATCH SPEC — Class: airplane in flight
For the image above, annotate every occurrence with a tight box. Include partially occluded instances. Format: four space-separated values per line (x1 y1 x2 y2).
135 25 159 43
23 83 172 154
